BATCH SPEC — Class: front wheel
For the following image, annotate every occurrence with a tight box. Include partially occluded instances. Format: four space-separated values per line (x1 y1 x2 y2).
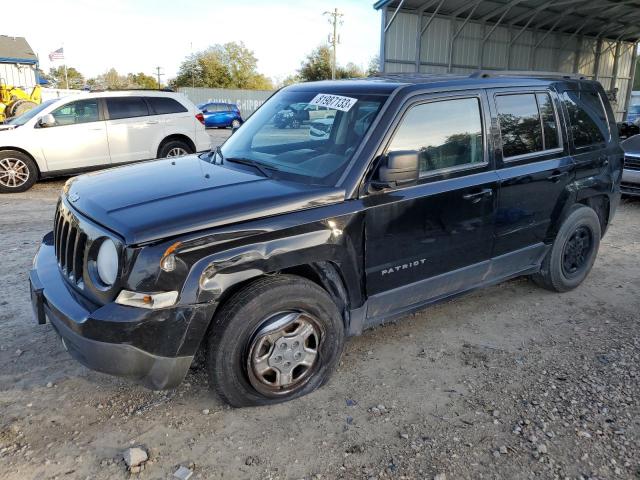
206 275 345 407
532 205 601 292
0 150 38 193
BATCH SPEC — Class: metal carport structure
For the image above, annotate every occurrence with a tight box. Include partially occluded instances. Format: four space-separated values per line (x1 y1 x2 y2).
374 0 640 120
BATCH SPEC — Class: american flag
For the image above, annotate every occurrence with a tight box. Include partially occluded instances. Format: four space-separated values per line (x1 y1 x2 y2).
49 48 64 61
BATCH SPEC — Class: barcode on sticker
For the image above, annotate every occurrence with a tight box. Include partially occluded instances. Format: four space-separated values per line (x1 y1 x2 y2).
308 94 358 112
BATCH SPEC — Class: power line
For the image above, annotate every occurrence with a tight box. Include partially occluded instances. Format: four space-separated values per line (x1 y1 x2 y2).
324 8 344 80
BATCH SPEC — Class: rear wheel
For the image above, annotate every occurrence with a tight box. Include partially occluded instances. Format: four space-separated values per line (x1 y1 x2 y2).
532 205 601 292
206 275 344 407
0 150 37 193
158 140 193 158
231 119 241 129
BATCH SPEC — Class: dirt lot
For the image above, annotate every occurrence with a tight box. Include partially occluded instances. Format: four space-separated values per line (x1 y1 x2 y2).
1 150 639 479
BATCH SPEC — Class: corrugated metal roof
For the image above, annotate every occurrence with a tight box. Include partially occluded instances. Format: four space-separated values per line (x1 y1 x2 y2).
0 36 37 64
374 0 640 42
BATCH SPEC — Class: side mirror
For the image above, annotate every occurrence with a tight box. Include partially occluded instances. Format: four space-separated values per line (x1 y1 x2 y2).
373 150 419 189
38 114 56 128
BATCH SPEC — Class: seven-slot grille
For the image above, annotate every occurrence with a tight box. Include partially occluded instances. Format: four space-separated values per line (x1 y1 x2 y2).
624 155 640 171
54 204 87 284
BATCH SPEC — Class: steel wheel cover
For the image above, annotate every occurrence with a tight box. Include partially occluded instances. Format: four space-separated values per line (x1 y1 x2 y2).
247 311 322 395
0 157 29 188
562 225 593 277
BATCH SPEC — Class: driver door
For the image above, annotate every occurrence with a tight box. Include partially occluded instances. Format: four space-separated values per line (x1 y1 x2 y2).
363 93 498 325
36 98 110 171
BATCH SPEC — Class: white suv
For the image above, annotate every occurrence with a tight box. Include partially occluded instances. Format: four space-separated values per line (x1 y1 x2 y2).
0 90 211 193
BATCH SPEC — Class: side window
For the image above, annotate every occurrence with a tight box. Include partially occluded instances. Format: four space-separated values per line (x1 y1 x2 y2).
496 94 543 157
496 92 561 158
386 97 484 174
146 97 188 115
562 91 608 148
106 97 149 120
50 99 100 126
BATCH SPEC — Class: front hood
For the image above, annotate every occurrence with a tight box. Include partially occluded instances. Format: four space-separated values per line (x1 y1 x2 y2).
66 155 345 244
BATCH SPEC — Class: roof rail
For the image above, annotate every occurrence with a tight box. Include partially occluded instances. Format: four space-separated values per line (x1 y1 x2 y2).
87 87 175 93
469 70 587 80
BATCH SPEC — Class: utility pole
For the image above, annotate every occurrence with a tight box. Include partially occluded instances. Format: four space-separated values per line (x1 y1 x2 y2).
155 66 164 90
324 8 343 80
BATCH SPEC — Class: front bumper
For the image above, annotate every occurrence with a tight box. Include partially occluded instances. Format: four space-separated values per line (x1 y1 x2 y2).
621 168 640 196
29 232 216 390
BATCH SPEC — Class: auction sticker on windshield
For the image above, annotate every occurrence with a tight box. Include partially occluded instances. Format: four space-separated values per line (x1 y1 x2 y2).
309 94 358 112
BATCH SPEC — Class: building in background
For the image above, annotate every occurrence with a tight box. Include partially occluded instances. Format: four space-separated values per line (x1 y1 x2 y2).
0 36 39 88
374 0 640 121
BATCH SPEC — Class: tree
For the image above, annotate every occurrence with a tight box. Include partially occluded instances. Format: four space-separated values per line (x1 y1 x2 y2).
367 55 380 76
47 66 85 89
127 72 158 89
298 45 367 82
338 62 365 79
171 42 273 90
298 45 333 82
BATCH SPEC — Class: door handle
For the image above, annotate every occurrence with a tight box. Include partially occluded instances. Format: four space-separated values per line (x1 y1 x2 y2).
462 188 493 203
146 120 159 124
547 171 568 182
88 127 103 131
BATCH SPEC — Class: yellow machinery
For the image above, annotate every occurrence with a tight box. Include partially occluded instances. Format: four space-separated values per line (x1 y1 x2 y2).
0 82 42 123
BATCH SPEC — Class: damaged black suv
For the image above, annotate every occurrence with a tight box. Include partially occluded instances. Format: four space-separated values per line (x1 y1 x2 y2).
30 73 622 406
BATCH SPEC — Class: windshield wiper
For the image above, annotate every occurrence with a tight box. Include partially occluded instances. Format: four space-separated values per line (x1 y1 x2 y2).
225 157 274 179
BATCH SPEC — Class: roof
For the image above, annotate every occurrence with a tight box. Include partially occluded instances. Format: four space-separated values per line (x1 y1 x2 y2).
0 36 37 64
374 0 640 43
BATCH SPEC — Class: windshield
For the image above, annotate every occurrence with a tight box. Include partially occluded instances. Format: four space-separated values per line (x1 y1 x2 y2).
219 89 387 186
7 99 57 126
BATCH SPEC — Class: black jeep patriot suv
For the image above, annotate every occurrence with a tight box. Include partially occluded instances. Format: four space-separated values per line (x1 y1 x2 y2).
30 73 622 406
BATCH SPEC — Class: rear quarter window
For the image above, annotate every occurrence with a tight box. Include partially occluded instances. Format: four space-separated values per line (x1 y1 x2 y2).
147 97 188 115
562 91 609 148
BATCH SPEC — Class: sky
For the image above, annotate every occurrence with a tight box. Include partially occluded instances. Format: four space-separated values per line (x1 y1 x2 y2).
12 0 381 84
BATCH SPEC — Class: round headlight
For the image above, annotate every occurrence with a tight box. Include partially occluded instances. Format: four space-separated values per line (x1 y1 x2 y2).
96 239 118 286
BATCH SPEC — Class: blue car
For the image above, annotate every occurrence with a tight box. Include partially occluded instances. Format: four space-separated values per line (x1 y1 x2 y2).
627 104 640 126
198 102 243 129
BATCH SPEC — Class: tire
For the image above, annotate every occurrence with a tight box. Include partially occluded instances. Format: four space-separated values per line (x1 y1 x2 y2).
532 205 601 292
206 275 345 407
158 139 193 158
9 100 38 118
231 119 241 129
0 150 38 193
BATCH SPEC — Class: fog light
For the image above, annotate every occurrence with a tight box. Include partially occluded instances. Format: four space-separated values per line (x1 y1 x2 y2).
115 290 178 309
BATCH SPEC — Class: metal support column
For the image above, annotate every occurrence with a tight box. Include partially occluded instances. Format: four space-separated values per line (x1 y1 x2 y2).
415 0 445 71
593 37 603 81
379 7 387 72
622 42 638 121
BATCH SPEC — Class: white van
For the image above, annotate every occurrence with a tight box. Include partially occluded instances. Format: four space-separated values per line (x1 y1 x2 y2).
0 90 211 192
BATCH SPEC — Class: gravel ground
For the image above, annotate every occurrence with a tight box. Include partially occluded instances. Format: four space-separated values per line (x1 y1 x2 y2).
0 147 638 479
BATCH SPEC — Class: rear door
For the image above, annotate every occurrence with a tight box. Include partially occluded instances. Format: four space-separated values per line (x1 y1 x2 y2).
362 92 498 324
104 96 158 163
146 95 191 140
36 98 110 171
489 88 573 262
